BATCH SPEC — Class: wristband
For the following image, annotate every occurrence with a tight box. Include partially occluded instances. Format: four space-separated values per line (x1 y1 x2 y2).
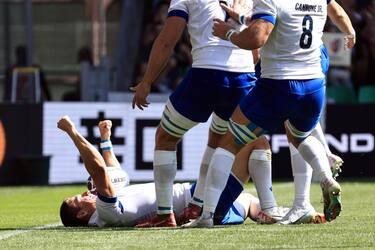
239 14 246 25
225 29 236 42
100 139 112 151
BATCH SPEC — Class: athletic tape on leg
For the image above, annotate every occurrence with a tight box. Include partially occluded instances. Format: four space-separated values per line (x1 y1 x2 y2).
160 100 198 138
228 119 259 145
285 120 311 139
210 113 228 135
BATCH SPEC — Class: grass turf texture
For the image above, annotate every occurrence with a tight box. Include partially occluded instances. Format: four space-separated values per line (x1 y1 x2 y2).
0 181 374 249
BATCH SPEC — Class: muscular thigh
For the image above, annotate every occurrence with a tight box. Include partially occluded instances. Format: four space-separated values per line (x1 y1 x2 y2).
289 82 325 133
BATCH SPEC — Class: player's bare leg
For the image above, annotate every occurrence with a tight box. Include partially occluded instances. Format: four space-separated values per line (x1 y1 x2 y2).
135 126 179 228
177 129 222 225
286 122 341 222
311 123 343 178
183 107 284 228
280 122 341 224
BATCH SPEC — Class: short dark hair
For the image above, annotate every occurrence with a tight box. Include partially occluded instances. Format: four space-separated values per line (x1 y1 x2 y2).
59 200 87 227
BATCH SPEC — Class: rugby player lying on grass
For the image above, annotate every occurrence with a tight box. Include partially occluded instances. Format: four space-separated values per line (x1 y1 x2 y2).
58 116 262 227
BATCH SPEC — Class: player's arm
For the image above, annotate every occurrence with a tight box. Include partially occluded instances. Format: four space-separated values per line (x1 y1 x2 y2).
327 0 356 49
131 16 186 110
213 18 274 50
252 49 260 65
57 116 115 198
98 120 120 167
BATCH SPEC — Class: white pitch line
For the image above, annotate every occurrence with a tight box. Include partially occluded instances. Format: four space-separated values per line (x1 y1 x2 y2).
0 223 61 241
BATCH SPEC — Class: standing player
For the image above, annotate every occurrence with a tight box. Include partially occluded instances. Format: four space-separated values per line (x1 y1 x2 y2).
131 0 262 227
214 0 355 225
184 0 353 227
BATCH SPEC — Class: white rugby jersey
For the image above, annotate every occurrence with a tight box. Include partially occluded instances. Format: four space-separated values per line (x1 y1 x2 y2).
168 0 255 72
88 183 191 227
252 0 331 79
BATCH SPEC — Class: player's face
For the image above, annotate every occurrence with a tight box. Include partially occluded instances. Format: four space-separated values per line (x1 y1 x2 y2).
66 192 96 210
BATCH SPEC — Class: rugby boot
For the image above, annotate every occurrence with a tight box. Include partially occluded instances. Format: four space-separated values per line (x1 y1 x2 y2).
176 203 202 225
279 205 326 225
181 215 214 228
321 178 342 221
135 213 177 228
256 206 290 224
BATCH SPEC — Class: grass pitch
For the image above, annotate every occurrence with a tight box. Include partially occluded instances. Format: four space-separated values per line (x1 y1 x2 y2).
1 181 375 249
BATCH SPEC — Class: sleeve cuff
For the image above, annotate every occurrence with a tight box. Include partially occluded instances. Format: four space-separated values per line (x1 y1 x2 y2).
168 9 189 22
251 13 276 25
97 193 117 203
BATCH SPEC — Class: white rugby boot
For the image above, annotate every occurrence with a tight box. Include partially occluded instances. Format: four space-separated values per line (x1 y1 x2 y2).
279 205 326 225
181 216 214 228
256 206 290 224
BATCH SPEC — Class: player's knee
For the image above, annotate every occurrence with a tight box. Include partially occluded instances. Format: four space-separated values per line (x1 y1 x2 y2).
155 126 180 150
252 136 270 150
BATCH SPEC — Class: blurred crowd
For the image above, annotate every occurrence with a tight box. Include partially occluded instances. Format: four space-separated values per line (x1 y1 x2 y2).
325 0 375 94
133 0 192 93
135 0 375 95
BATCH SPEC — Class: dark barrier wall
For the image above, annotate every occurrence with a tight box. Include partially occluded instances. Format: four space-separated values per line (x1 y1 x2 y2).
325 104 375 177
0 104 43 185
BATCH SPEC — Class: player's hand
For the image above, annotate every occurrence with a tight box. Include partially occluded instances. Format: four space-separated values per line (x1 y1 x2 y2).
130 83 151 110
212 18 233 40
344 33 356 50
57 115 75 132
98 120 112 140
220 0 251 24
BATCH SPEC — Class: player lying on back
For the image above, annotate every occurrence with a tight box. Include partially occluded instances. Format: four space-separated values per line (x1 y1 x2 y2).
57 116 262 227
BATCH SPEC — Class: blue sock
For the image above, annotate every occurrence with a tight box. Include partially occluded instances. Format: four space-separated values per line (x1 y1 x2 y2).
213 173 244 224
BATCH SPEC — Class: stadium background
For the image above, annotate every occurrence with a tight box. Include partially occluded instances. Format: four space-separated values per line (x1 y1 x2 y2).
0 0 374 185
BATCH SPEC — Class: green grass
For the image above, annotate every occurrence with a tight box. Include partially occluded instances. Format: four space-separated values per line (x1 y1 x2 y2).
1 181 375 249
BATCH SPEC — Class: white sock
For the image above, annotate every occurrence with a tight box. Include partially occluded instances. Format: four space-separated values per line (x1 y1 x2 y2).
297 136 333 183
154 150 177 214
311 123 332 156
191 146 215 207
248 149 277 210
289 143 312 208
202 147 234 216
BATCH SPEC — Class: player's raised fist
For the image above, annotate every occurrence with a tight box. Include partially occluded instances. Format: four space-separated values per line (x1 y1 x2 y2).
57 116 75 132
98 120 112 140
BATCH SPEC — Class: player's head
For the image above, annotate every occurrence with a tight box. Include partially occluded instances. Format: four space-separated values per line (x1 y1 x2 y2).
60 191 96 227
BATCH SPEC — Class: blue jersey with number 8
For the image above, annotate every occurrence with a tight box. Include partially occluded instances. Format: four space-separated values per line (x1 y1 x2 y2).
252 0 330 79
